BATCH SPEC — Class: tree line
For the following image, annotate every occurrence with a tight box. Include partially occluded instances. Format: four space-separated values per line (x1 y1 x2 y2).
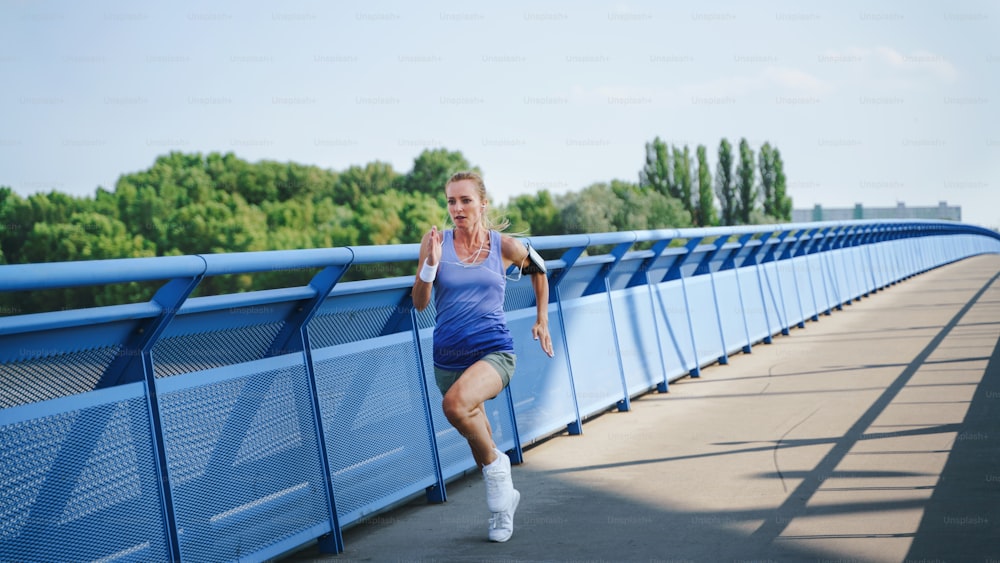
0 138 791 312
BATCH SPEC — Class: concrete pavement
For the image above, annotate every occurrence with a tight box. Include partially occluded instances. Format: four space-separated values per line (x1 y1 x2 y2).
283 254 1000 563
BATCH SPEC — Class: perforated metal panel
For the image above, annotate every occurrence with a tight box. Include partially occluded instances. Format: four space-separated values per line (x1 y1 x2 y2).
308 306 395 348
416 328 475 479
712 270 750 355
0 346 121 409
607 258 644 290
152 323 283 378
651 280 697 378
738 265 773 344
157 360 329 562
611 287 664 395
502 277 537 312
312 334 438 524
561 294 623 418
685 275 725 366
506 310 577 444
0 386 169 563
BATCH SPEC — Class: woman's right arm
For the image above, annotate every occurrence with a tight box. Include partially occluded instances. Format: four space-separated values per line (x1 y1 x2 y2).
412 226 442 311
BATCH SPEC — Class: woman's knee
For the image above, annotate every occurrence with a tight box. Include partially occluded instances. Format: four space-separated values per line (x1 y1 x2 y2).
441 390 468 423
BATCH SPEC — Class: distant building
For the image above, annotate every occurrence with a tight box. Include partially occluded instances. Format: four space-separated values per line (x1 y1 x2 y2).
791 201 961 223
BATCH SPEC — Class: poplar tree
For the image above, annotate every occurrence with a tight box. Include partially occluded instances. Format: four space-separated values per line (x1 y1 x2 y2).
714 138 736 226
772 148 792 221
639 136 674 199
758 142 777 217
735 138 758 224
695 145 718 227
672 145 694 222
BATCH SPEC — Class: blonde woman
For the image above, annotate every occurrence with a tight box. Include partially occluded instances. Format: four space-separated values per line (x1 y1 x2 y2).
412 171 553 542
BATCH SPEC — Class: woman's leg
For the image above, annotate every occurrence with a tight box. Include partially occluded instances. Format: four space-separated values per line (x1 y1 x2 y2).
441 360 504 468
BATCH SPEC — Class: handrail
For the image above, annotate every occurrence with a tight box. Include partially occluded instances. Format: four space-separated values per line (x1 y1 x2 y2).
1 219 998 563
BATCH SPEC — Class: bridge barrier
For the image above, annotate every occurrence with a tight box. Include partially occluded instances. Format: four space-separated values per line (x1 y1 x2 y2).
1 220 998 562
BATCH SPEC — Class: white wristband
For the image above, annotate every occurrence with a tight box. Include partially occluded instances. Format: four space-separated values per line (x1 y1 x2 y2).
419 258 438 283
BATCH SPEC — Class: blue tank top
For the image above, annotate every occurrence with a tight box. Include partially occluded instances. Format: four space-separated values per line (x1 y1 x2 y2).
433 229 514 371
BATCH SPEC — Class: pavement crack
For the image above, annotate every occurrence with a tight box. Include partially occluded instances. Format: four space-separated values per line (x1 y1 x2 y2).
773 407 822 493
759 363 780 394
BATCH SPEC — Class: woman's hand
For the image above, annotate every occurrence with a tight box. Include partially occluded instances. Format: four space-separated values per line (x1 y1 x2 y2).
422 226 443 266
533 319 554 357
413 226 444 311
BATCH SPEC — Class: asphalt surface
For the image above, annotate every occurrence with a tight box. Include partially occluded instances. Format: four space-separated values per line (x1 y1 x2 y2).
283 254 1000 563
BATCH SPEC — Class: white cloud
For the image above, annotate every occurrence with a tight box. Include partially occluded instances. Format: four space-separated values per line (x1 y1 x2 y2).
883 46 958 82
762 67 828 94
823 45 959 83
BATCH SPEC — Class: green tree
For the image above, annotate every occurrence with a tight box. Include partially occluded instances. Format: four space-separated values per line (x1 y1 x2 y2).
611 179 691 231
332 161 401 205
694 145 718 227
0 188 32 264
772 148 792 221
558 183 623 235
13 212 158 310
22 212 154 263
396 190 447 244
311 197 360 248
402 148 475 205
758 142 777 218
714 138 737 226
672 145 694 222
735 138 758 225
355 191 407 246
639 137 674 199
505 190 562 236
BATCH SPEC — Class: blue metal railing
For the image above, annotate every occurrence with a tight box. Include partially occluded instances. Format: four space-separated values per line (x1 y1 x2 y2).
1 220 998 562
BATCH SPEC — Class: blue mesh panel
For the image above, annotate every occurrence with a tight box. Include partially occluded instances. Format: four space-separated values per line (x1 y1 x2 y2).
0 346 121 409
611 287 663 395
308 306 394 348
418 328 474 479
737 265 772 344
712 270 749 355
415 299 437 330
152 323 283 378
561 295 622 418
507 310 576 443
312 334 438 524
685 275 725 365
607 258 644 290
0 388 169 563
157 361 329 562
502 276 537 312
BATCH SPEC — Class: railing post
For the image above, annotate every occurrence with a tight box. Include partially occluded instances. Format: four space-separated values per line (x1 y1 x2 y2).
263 262 352 554
659 236 704 377
724 233 757 353
597 239 637 412
409 306 449 503
761 229 794 335
142 273 206 563
777 229 808 329
627 232 680 393
699 234 733 364
548 244 587 435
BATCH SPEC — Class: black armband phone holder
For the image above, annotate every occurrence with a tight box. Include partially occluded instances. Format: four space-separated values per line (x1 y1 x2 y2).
521 242 547 275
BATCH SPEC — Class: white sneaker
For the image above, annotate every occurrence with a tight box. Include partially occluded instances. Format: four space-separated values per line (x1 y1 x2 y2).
488 489 520 542
483 449 513 513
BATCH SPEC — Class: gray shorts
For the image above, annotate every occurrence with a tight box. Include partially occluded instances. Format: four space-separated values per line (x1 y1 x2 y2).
433 351 516 396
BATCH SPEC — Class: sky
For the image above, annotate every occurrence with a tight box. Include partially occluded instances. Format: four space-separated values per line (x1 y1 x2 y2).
2 0 998 229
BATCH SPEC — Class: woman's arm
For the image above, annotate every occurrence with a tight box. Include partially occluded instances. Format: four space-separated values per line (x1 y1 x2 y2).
412 226 442 311
501 235 554 357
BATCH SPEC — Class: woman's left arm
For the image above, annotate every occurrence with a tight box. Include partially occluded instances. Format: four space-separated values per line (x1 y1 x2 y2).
502 235 554 357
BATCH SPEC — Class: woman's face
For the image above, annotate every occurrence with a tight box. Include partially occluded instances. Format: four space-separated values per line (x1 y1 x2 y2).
445 179 485 229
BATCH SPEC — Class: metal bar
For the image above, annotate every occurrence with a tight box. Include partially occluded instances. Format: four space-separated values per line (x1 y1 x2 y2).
600 240 636 411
